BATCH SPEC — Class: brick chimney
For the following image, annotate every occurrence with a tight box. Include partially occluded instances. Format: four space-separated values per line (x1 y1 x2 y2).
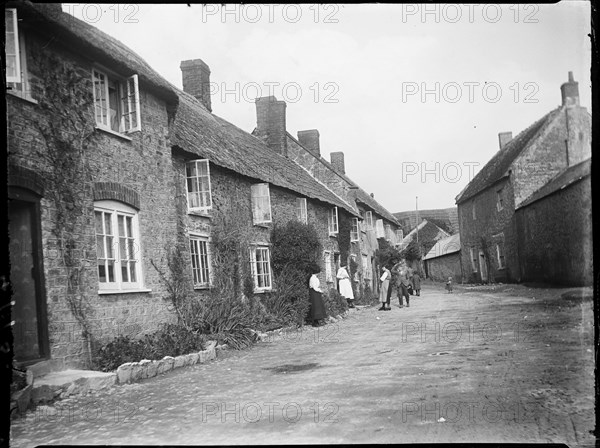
255 96 287 156
297 130 320 157
330 152 345 175
498 132 513 149
180 59 212 112
560 71 580 107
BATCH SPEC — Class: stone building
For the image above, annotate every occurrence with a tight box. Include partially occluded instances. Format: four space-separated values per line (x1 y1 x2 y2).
393 207 459 235
6 2 361 370
423 234 462 283
515 159 592 286
455 73 591 284
251 96 402 297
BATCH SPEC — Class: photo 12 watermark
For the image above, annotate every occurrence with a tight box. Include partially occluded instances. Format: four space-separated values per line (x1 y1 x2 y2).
200 4 340 24
401 82 539 104
62 4 140 24
400 321 532 343
210 81 339 104
401 161 480 184
26 400 140 424
401 4 540 24
201 401 339 424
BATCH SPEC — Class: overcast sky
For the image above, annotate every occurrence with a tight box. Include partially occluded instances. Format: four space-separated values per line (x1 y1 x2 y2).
63 2 591 213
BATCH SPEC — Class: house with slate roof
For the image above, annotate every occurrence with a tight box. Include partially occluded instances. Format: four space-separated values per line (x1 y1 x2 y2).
250 97 402 296
423 234 462 283
5 1 362 370
455 72 591 284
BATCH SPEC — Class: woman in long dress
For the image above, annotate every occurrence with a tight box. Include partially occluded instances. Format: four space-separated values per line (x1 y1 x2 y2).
378 266 391 311
336 263 355 308
308 264 327 326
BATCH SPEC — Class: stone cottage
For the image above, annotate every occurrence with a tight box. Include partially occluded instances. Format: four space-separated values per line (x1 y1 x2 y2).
423 234 462 283
515 159 592 286
455 72 591 284
5 2 361 371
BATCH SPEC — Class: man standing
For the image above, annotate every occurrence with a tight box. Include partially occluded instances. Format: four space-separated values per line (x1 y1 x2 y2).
392 260 411 308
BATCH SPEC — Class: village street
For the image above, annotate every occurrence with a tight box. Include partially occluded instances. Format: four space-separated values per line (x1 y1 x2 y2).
10 281 595 446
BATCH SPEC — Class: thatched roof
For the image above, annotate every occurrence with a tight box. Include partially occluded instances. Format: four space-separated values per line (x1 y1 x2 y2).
14 1 178 105
171 91 360 217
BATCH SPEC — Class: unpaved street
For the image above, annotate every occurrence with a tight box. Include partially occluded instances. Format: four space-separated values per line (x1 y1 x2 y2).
10 281 595 446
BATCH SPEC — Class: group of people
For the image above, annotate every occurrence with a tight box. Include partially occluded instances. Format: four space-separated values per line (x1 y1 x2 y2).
378 260 421 311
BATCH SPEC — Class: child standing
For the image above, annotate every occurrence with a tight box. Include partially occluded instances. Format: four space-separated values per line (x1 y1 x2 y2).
446 276 453 293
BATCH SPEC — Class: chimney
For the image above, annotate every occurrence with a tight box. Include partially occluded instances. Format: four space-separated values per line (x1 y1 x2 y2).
370 193 374 198
498 132 513 149
560 71 580 107
180 59 212 112
255 96 287 156
297 130 320 157
330 152 345 175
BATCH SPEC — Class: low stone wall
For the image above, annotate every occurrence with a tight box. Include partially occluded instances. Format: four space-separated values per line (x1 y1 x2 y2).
116 340 217 384
251 311 350 343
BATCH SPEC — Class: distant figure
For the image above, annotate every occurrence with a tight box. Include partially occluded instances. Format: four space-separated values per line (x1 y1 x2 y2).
378 266 391 311
412 271 421 296
337 263 355 308
308 264 327 326
446 276 453 293
396 260 411 307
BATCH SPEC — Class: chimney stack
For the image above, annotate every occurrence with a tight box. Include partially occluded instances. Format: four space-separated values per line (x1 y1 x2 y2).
297 130 320 157
180 59 212 112
560 71 580 107
498 132 513 149
255 96 287 157
330 152 345 175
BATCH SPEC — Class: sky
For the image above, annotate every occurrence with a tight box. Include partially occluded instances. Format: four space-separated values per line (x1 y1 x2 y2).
63 2 591 213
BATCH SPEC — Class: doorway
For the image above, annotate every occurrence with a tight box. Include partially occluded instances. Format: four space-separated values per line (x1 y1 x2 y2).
478 250 488 283
9 189 49 364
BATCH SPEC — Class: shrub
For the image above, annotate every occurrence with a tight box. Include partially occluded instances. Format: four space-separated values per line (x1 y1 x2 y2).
92 323 208 372
271 221 322 276
261 269 311 328
323 288 349 317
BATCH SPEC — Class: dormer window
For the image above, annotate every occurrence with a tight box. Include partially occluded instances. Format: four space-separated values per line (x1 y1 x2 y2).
92 69 141 134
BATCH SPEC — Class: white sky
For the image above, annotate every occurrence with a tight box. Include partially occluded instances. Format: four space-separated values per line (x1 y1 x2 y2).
63 2 591 213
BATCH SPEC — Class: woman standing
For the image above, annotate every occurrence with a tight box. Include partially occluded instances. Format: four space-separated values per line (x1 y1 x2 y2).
412 270 421 296
336 263 355 308
308 263 327 326
378 266 391 311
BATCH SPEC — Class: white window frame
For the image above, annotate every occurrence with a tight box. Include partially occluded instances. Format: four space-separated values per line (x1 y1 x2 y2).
189 234 211 289
350 218 359 242
251 183 272 225
375 219 385 239
328 207 339 236
5 8 21 84
324 251 333 282
365 211 373 230
186 159 212 213
496 189 504 212
94 200 143 292
384 224 392 241
397 229 404 241
496 243 506 269
362 254 371 280
92 68 141 134
296 197 307 224
470 247 478 273
5 9 35 102
249 245 272 292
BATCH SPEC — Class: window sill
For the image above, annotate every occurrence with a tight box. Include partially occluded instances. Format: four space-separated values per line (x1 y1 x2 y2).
253 289 272 294
193 285 210 290
95 126 134 141
253 222 272 228
7 90 38 104
329 233 338 238
188 210 212 218
98 288 152 295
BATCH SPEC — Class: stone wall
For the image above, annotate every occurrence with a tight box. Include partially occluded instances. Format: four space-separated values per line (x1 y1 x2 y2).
515 176 592 286
425 253 462 283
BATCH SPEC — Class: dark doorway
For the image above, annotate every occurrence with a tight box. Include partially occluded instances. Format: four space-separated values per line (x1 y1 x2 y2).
9 188 49 364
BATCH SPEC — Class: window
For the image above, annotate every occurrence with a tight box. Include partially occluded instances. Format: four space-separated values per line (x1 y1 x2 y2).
5 9 33 100
250 246 272 291
365 211 373 229
472 201 477 220
350 218 359 242
385 224 392 241
324 251 333 282
496 243 506 269
251 183 272 225
296 198 307 224
375 219 385 239
92 68 141 134
94 200 143 291
397 229 404 241
496 189 504 212
470 247 478 273
362 254 371 279
328 207 338 235
190 235 210 288
186 159 212 212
